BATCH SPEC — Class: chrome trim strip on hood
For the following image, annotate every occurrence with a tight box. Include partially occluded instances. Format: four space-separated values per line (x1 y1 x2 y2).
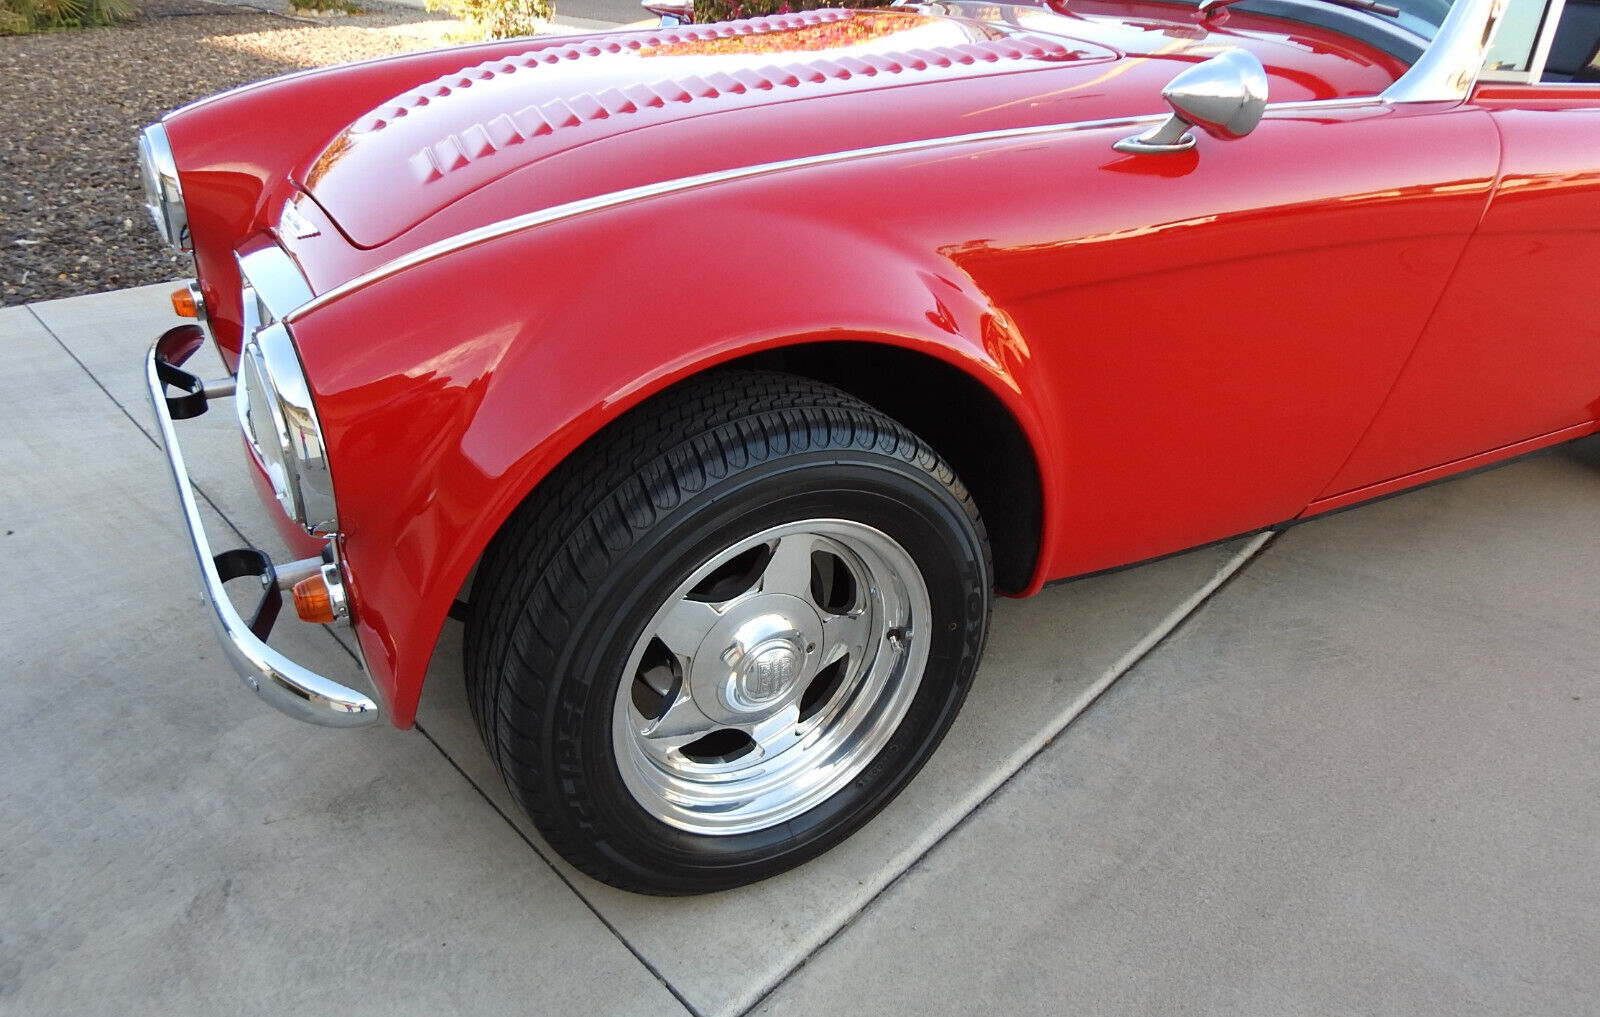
290 111 1165 318
292 0 1504 319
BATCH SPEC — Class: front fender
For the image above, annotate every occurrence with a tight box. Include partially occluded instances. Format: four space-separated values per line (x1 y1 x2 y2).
290 185 1060 727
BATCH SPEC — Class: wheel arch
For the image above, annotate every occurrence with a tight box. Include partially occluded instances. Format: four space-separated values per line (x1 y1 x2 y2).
295 194 1061 729
721 341 1043 595
321 331 1053 730
445 335 1049 623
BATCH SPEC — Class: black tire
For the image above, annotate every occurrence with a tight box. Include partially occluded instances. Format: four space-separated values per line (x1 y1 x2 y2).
464 370 992 894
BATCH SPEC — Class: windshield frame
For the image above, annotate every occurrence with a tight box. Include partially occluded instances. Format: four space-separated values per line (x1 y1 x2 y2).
1477 0 1569 82
1381 0 1509 100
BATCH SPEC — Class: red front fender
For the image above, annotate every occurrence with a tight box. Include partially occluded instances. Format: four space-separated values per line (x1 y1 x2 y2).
289 192 1059 727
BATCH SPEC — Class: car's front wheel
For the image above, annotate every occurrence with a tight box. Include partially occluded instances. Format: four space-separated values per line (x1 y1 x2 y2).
465 371 991 893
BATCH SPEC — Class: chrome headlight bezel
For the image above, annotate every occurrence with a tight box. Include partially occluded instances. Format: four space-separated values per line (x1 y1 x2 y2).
235 250 336 536
137 123 191 254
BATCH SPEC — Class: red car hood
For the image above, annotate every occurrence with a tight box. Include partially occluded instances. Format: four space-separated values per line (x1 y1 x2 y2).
292 4 1405 253
297 9 1111 248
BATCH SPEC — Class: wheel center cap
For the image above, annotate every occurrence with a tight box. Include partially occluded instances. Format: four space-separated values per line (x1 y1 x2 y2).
739 641 801 706
695 596 824 720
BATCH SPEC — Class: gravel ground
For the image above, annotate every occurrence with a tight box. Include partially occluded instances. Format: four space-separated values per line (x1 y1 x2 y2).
0 0 467 306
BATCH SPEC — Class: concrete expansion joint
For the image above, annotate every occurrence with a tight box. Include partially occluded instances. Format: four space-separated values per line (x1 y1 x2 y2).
26 305 259 553
410 721 708 1017
736 530 1278 1017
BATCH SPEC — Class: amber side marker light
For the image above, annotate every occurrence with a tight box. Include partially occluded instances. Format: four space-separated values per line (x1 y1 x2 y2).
292 574 339 624
171 287 197 318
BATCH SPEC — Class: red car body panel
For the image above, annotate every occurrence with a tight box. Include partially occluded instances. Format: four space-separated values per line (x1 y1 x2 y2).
164 31 667 368
290 180 1061 724
155 2 1600 727
290 10 1401 252
1320 82 1600 494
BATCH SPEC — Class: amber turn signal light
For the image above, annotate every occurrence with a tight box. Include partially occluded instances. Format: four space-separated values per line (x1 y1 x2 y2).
171 287 197 318
292 573 338 624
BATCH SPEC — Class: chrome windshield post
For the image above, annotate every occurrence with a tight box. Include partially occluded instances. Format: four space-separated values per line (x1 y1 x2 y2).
1383 0 1509 101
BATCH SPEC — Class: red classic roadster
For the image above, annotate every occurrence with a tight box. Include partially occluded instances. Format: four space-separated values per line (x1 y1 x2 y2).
142 0 1600 892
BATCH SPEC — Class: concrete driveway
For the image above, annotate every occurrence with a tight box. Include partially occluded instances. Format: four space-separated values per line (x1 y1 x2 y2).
3 284 1597 1017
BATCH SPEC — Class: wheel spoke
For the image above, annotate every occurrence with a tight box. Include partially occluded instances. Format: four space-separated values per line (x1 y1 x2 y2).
639 689 719 748
759 533 815 599
653 598 721 659
820 610 873 667
745 703 802 755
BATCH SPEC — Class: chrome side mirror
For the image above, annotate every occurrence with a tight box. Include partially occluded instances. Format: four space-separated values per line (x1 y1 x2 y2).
1113 49 1269 155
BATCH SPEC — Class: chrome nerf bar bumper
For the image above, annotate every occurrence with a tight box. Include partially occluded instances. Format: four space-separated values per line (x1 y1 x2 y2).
147 324 379 727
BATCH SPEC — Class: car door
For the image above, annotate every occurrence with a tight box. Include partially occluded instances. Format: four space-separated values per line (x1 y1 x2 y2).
951 92 1499 578
1315 0 1600 503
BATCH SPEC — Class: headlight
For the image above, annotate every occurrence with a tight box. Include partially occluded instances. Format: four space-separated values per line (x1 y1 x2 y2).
137 123 191 253
236 317 337 536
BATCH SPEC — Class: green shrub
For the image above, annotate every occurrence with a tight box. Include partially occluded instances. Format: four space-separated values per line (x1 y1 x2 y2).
0 0 131 33
692 0 891 23
426 0 550 38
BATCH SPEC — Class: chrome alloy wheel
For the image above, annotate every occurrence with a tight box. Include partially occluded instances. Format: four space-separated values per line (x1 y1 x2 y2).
467 371 993 891
612 519 932 835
